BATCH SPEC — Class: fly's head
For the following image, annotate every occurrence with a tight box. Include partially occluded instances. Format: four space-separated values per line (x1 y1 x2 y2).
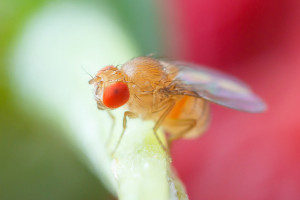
89 65 130 110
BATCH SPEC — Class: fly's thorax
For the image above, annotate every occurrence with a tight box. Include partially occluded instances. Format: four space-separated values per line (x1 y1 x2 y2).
120 57 180 119
121 57 170 90
160 60 179 81
125 85 154 119
125 85 177 120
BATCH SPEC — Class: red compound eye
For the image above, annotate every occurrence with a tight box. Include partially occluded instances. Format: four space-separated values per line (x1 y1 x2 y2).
96 65 116 76
103 82 130 109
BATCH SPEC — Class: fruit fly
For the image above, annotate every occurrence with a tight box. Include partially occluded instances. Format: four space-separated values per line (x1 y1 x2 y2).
89 56 266 154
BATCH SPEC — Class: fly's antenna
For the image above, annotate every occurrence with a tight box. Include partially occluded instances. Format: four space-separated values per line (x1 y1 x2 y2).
81 64 94 79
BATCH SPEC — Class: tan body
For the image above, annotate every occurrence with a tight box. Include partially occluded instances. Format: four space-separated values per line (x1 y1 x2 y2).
91 56 265 154
122 57 210 140
90 56 210 153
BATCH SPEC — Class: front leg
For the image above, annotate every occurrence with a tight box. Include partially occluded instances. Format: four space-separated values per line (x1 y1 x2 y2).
152 100 175 153
111 111 137 156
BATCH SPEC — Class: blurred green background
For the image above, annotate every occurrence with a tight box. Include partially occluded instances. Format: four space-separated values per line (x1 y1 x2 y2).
0 0 163 199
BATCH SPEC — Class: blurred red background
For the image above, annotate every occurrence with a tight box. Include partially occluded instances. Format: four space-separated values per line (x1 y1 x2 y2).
169 0 300 199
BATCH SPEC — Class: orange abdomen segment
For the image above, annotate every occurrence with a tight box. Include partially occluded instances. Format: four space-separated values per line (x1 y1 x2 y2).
167 96 189 119
164 96 210 139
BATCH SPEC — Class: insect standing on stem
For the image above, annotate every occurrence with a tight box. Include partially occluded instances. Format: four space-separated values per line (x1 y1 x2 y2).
89 56 266 155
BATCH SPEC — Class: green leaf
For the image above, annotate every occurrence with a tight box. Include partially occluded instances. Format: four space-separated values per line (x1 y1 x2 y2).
9 1 189 199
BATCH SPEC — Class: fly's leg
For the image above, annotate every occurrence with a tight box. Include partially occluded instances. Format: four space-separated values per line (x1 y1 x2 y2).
105 110 115 148
167 119 197 147
168 100 210 146
153 100 175 153
111 111 137 156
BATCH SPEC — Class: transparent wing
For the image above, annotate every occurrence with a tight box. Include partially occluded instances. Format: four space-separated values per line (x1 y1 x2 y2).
164 61 267 113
